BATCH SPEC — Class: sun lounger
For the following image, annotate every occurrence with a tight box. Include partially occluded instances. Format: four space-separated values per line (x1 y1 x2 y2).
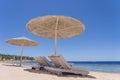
44 66 88 76
48 54 89 75
35 56 53 67
49 54 70 69
33 56 53 70
33 55 89 76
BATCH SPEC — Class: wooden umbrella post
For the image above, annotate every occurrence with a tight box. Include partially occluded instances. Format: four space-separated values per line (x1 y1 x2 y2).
20 45 24 66
54 17 59 55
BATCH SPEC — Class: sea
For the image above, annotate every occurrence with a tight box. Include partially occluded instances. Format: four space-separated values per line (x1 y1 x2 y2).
13 61 120 73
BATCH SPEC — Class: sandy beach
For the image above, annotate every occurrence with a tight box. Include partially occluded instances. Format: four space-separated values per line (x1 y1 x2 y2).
0 62 120 80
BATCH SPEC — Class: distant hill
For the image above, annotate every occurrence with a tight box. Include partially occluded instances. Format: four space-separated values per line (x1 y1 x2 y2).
0 53 34 61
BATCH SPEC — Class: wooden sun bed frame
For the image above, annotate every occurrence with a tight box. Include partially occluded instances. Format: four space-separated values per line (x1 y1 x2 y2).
35 56 53 67
48 54 89 76
33 56 53 70
33 55 89 76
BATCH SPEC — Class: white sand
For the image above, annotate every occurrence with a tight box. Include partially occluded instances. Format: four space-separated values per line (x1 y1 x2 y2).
0 62 120 80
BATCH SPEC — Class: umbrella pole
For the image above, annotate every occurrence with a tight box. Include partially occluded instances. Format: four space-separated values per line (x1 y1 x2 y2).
20 46 24 66
54 17 59 55
54 30 57 55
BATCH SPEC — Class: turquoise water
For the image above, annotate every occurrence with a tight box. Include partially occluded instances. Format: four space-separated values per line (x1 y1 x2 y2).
13 61 120 73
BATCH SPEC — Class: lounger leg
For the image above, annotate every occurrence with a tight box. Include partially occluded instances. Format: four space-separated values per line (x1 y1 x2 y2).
80 74 86 77
57 72 62 76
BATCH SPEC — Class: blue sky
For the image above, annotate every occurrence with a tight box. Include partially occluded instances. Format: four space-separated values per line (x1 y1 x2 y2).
0 0 120 61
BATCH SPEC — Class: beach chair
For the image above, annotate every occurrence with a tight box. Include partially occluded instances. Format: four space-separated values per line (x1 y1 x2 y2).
33 56 53 70
35 56 52 67
48 54 89 76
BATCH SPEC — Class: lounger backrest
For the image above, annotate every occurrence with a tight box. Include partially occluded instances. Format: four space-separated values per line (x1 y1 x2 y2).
35 56 51 66
58 55 71 69
49 54 71 69
49 55 61 67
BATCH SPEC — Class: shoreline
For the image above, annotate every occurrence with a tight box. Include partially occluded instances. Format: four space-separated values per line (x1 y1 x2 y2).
0 62 120 80
2 61 120 74
5 61 120 74
91 70 120 74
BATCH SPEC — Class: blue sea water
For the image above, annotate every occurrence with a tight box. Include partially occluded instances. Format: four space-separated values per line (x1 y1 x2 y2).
14 61 120 73
69 61 120 73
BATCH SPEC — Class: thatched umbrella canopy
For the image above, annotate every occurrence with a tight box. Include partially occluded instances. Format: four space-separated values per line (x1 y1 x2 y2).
6 36 39 66
26 15 85 55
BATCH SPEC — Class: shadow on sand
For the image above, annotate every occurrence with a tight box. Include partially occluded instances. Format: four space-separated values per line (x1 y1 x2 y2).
3 64 20 67
2 64 28 68
24 68 96 79
3 63 96 79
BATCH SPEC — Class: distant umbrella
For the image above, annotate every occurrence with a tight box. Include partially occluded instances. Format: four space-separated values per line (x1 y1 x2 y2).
6 36 39 66
27 15 85 55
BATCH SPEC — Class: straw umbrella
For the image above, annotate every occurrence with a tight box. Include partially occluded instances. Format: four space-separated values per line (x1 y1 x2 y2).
26 15 85 55
6 36 39 66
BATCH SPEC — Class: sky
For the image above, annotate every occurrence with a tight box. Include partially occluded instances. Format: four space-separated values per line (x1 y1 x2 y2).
0 0 120 61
